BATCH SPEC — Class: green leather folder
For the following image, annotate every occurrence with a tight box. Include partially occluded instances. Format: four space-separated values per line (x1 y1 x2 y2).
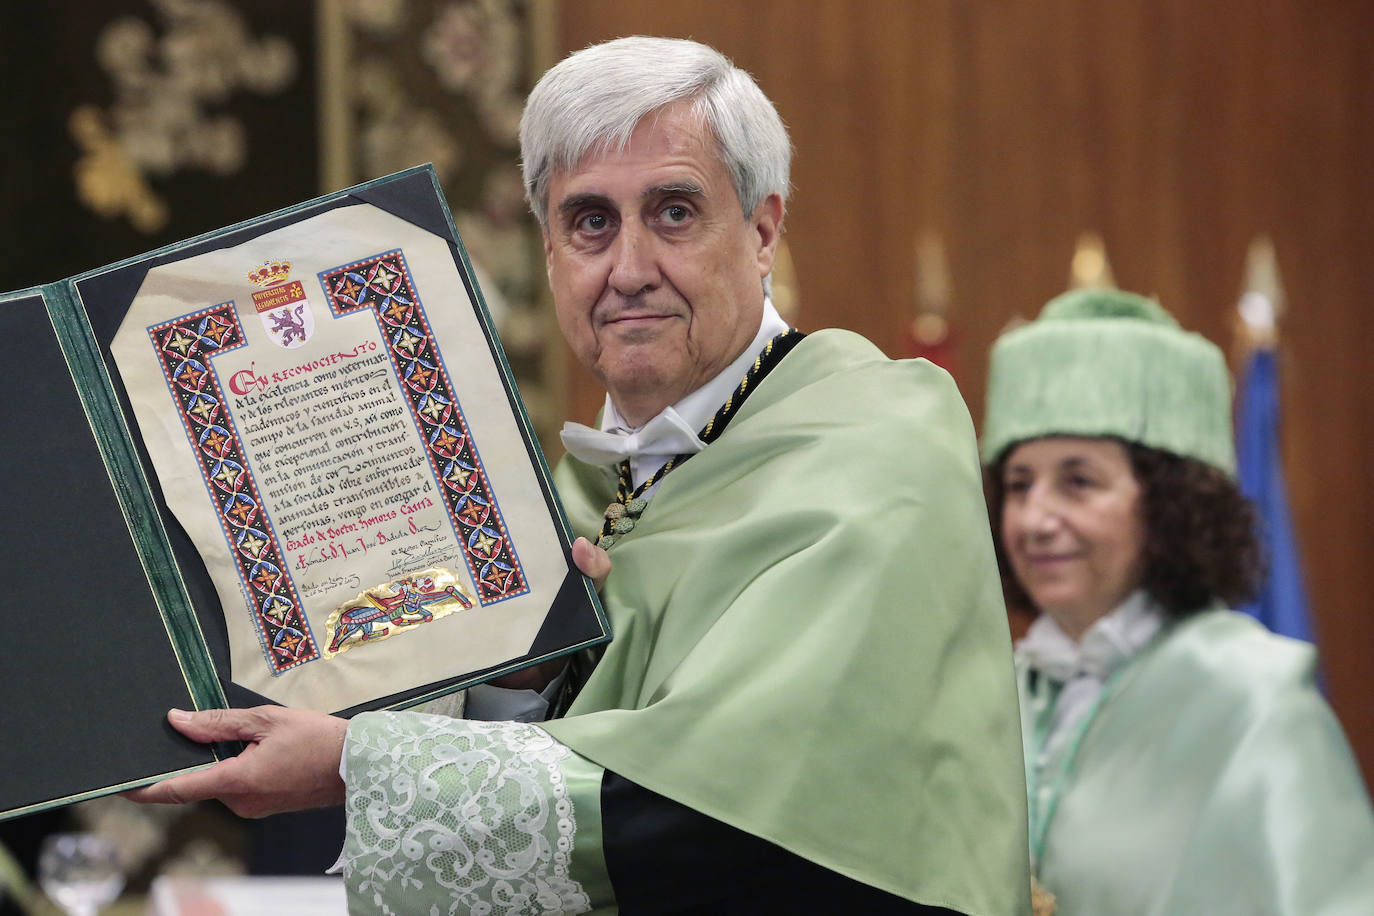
0 166 608 822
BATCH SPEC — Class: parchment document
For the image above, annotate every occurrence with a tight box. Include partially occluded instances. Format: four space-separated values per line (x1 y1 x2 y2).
110 204 567 712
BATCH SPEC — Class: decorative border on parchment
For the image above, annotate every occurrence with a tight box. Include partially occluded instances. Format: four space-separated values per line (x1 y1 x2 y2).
319 249 528 604
147 304 319 674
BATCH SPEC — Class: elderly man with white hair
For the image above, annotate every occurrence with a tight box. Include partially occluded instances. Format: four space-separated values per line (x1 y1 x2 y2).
131 37 1029 914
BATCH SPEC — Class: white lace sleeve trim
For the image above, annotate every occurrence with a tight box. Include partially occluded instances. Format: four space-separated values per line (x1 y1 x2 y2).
340 712 592 915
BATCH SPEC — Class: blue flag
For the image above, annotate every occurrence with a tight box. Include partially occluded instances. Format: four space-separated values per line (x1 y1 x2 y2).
1236 347 1312 641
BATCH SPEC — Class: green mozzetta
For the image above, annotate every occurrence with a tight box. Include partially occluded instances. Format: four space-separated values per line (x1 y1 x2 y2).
548 329 1031 914
1023 610 1374 914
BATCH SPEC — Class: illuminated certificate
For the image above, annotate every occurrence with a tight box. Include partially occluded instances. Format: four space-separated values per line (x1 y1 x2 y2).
0 168 606 822
105 169 607 713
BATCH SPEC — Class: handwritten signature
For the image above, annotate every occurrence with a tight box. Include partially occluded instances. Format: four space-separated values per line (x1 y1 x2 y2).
387 548 454 577
299 572 362 599
387 531 454 576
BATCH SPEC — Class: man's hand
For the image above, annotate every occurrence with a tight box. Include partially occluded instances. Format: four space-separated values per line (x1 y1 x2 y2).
124 706 348 818
488 537 611 691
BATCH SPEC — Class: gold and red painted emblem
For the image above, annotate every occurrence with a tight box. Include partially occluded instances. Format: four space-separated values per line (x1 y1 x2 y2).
249 258 314 348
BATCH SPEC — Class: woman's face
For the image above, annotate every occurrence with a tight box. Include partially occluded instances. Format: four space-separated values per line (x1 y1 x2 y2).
1000 437 1147 639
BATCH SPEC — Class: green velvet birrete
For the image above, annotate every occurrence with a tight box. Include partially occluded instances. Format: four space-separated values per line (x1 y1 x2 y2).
980 288 1235 473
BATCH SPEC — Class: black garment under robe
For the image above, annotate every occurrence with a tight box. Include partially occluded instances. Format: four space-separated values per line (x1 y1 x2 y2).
602 772 963 914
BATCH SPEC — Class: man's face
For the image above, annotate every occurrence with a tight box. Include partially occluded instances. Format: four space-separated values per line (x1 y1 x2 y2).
543 101 783 427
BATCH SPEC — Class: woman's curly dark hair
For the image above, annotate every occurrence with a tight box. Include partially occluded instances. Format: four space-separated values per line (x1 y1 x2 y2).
985 439 1265 619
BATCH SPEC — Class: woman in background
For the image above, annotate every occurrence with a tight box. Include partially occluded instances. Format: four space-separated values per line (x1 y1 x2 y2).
981 288 1374 914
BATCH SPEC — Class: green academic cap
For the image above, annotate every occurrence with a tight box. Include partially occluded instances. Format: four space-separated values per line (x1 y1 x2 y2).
980 288 1235 473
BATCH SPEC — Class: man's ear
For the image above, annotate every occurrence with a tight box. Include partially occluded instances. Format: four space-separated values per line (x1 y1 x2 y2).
751 193 785 277
542 226 555 277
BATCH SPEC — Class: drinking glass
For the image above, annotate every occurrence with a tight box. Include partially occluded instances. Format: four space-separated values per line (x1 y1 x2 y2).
37 833 125 916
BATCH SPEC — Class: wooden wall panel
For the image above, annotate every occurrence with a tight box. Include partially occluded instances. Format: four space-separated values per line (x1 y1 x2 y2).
551 0 1374 788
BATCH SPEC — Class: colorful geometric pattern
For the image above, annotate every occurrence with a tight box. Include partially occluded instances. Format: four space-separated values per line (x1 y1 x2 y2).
147 304 319 673
319 250 527 604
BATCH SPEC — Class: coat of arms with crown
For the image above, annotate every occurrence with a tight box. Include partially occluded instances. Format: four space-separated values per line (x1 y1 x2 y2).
249 258 314 349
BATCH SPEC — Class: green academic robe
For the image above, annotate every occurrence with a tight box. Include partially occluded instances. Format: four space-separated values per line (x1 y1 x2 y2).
340 329 1030 914
1023 609 1374 915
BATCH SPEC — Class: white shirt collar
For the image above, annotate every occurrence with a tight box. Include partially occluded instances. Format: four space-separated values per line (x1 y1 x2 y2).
1017 590 1165 683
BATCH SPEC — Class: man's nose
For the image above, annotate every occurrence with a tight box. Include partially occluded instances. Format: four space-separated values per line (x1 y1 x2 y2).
608 223 660 295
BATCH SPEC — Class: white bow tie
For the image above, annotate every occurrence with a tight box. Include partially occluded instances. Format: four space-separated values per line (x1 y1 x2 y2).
560 408 707 467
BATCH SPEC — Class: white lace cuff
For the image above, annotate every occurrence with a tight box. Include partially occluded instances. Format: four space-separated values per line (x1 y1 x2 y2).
338 711 596 914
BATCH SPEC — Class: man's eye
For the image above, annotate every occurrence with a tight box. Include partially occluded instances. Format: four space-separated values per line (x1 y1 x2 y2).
578 213 609 232
663 204 690 223
1004 479 1029 495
